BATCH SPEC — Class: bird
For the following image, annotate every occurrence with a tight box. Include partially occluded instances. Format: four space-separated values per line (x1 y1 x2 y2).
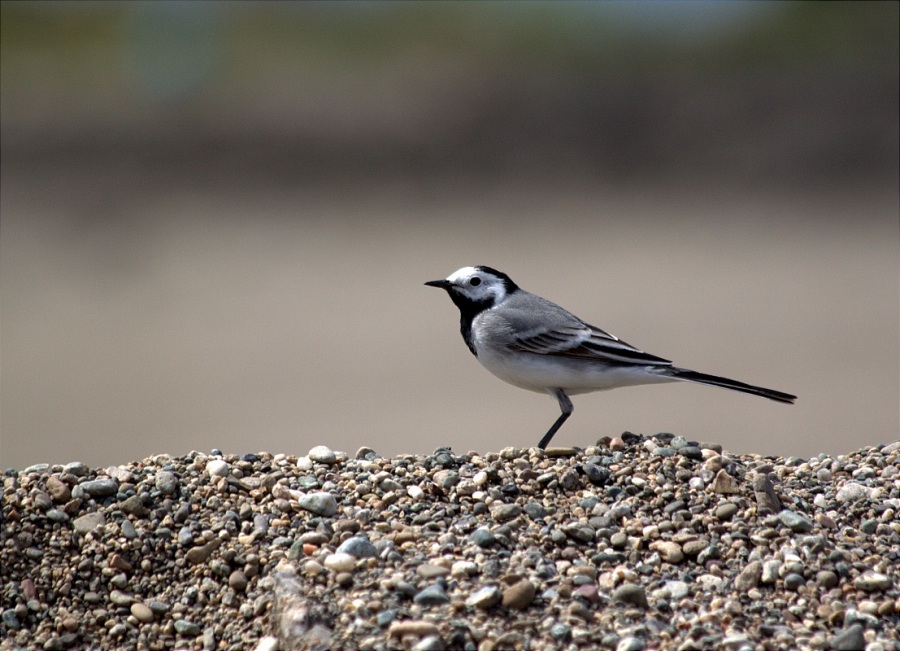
425 265 796 449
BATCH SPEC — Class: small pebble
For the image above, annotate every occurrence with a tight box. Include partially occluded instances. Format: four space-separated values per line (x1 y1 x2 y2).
308 446 337 464
413 584 450 607
323 553 356 573
612 584 648 608
336 537 378 559
502 580 536 610
298 492 338 516
206 460 229 478
854 572 892 592
617 637 646 651
174 620 201 636
466 585 502 610
130 603 154 623
72 512 106 534
80 478 118 498
155 470 179 494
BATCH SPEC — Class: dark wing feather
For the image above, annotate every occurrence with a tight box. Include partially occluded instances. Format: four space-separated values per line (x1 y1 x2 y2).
510 322 672 367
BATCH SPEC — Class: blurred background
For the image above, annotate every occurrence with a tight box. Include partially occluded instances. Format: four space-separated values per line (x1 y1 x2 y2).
1 1 897 469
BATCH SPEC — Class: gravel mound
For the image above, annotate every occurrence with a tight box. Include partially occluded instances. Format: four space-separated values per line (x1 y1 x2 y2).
2 435 898 651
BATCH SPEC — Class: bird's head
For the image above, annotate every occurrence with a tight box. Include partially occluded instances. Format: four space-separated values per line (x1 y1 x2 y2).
425 265 519 311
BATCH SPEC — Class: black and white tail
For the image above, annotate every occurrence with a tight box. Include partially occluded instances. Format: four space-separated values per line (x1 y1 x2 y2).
667 368 796 404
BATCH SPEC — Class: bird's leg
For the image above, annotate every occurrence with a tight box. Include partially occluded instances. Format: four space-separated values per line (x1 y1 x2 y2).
537 389 573 449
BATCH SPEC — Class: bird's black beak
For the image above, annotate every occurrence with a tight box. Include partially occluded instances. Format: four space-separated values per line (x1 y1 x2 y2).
424 279 451 289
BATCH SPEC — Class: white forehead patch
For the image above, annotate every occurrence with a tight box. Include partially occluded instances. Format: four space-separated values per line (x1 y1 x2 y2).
446 266 479 283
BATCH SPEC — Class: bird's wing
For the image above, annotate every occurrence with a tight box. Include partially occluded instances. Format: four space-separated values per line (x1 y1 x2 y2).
510 322 673 366
482 290 674 367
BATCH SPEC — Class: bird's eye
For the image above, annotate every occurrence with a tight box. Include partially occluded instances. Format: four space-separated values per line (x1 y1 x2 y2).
469 277 482 287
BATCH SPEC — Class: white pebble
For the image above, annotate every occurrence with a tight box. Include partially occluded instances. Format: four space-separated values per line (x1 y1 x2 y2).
308 445 337 464
324 552 357 573
206 460 229 478
451 561 478 577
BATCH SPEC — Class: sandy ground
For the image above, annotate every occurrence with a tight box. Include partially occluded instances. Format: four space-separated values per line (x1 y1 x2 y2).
1 177 897 468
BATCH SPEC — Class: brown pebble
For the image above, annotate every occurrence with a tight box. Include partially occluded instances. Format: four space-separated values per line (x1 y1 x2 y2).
735 561 762 591
712 469 740 494
185 539 221 565
109 553 133 572
130 603 155 623
388 621 440 638
652 541 685 564
502 579 536 611
228 570 248 591
46 476 71 503
543 447 577 458
573 584 600 604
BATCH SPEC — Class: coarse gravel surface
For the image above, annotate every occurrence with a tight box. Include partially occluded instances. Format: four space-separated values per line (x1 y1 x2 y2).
2 434 899 651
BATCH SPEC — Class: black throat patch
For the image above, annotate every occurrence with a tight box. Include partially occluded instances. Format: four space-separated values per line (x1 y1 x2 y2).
446 291 493 356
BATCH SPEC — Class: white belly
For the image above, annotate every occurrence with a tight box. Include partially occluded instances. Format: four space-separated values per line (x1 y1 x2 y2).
475 346 675 396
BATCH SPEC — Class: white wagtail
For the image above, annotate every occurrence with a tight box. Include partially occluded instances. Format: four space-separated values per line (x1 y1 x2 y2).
425 265 796 449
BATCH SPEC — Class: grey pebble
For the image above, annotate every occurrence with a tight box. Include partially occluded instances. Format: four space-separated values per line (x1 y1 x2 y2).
120 520 137 539
336 537 377 559
490 503 522 522
830 624 866 651
308 445 337 464
202 628 217 651
836 482 871 503
155 470 179 494
734 561 762 591
778 509 813 533
80 479 118 498
413 584 450 606
583 463 612 484
119 495 148 516
550 623 571 640
752 473 781 513
2 609 21 630
664 580 689 599
469 527 497 547
412 636 444 651
178 526 194 546
109 590 133 606
783 573 805 590
46 509 69 523
761 560 781 584
466 585 502 610
854 571 892 592
616 636 646 651
63 461 87 476
715 503 739 520
298 492 338 516
678 446 703 460
73 512 106 534
612 584 648 609
174 620 202 636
